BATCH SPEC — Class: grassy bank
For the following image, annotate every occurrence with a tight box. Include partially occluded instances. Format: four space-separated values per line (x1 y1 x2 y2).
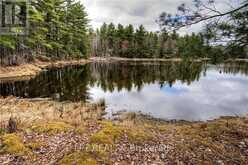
0 97 247 164
0 58 89 82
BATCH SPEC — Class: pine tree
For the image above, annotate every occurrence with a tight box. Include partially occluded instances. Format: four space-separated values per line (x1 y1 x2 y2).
0 0 89 65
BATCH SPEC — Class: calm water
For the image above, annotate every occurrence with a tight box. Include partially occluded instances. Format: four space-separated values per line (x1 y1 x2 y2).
1 61 248 121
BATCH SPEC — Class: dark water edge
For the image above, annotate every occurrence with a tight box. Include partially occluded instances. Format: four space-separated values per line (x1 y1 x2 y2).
1 61 248 121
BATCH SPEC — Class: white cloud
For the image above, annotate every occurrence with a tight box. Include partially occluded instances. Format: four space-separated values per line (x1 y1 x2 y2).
83 0 230 34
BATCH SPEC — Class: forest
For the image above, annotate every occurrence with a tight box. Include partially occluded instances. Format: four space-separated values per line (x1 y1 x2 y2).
0 0 247 66
0 0 89 66
90 23 232 62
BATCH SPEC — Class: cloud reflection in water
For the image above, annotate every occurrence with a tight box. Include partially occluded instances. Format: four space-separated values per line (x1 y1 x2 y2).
89 67 248 121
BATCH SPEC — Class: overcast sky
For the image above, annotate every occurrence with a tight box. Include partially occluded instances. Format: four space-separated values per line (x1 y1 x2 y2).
84 0 238 35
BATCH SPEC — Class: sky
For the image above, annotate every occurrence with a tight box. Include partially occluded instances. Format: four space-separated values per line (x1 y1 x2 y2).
83 0 237 35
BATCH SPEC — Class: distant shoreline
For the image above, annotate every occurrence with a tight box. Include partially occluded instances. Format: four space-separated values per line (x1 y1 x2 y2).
90 57 210 62
90 57 248 63
1 57 247 82
225 58 248 62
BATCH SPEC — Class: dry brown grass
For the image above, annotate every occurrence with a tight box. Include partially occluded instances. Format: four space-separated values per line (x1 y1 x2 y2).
0 97 105 130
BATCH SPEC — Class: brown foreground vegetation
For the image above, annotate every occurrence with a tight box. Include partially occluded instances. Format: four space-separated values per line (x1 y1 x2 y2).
0 97 247 164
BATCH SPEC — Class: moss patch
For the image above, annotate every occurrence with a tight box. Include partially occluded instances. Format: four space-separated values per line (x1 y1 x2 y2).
90 120 155 145
126 127 155 144
1 134 29 155
59 151 97 165
31 122 72 135
90 121 123 145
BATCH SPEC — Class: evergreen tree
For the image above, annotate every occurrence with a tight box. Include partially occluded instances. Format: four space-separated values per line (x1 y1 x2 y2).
91 23 214 60
0 0 89 65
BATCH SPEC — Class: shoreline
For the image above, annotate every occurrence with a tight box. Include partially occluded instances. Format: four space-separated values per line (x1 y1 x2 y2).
0 57 203 82
225 58 248 62
0 97 245 125
90 57 210 62
0 59 89 82
1 57 248 82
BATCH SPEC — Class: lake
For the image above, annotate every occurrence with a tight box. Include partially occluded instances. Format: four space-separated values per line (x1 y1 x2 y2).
1 61 248 121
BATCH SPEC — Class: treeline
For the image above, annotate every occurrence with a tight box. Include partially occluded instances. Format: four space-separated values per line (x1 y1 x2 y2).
1 1 247 67
90 23 247 62
90 23 206 58
90 23 182 58
0 0 88 66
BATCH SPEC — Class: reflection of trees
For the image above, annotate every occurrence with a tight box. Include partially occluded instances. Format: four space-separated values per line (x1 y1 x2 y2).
0 65 91 101
89 61 204 92
1 61 248 101
220 62 248 76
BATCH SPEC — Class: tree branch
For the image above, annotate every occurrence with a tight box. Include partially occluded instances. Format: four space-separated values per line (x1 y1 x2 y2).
174 2 248 30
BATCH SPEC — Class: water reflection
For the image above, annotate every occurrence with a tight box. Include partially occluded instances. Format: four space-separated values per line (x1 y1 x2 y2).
0 65 91 101
1 61 248 121
89 61 205 92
